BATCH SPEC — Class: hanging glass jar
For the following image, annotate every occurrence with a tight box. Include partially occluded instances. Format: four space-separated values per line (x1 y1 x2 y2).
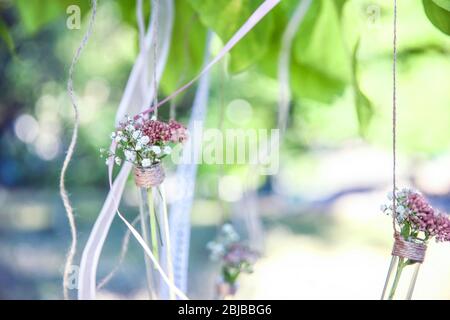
381 234 427 300
134 163 174 300
215 276 238 300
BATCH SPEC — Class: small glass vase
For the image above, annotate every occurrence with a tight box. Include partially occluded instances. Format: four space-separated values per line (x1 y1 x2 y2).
215 277 238 300
138 185 160 299
134 164 174 300
381 236 427 300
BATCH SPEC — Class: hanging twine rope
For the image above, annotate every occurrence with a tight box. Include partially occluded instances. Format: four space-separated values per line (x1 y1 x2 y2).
134 163 165 188
391 0 398 234
390 0 426 263
151 0 159 119
60 0 97 300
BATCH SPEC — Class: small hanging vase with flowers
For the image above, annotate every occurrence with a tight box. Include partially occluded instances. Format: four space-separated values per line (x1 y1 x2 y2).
102 115 188 299
207 224 259 300
380 188 450 300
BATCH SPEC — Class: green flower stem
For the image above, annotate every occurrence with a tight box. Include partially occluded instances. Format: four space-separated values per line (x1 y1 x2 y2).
147 187 159 267
159 184 175 300
388 257 405 299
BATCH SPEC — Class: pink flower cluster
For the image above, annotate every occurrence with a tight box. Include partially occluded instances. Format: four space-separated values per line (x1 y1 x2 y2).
141 118 188 145
407 192 450 242
168 120 188 143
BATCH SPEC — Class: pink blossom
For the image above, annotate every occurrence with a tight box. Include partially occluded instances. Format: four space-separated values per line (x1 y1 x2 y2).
223 243 258 266
406 192 450 242
168 120 188 143
141 119 172 144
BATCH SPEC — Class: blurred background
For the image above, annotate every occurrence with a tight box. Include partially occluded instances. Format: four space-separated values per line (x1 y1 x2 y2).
0 0 449 299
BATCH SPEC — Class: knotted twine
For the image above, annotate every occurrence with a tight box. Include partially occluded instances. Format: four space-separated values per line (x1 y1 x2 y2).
390 0 426 263
60 0 97 300
151 0 159 119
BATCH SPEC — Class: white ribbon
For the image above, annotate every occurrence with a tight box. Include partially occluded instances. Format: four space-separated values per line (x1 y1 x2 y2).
161 32 212 297
278 0 312 133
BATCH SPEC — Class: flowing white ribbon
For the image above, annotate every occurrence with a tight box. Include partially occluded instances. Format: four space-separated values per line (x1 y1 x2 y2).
278 0 312 133
161 32 212 297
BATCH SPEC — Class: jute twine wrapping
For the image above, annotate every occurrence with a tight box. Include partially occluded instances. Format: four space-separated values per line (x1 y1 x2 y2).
392 233 427 263
134 163 165 188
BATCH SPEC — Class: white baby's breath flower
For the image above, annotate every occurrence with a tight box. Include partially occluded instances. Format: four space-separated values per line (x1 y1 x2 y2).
222 223 239 243
124 150 136 162
141 158 151 167
150 145 161 155
110 132 116 139
139 135 150 145
114 131 125 143
135 143 142 151
207 241 225 261
222 223 234 234
163 146 172 155
115 157 122 166
126 124 135 132
132 130 142 140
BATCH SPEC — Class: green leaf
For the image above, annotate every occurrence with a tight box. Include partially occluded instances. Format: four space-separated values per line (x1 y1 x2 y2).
188 0 275 73
351 39 373 135
423 0 450 35
294 0 351 86
288 0 351 103
290 61 346 103
258 0 349 103
160 1 207 94
432 0 450 11
116 0 151 28
400 222 411 240
334 0 349 18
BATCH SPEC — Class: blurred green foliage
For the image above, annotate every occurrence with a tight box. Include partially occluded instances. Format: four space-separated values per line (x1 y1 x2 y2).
423 0 450 35
0 0 449 188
